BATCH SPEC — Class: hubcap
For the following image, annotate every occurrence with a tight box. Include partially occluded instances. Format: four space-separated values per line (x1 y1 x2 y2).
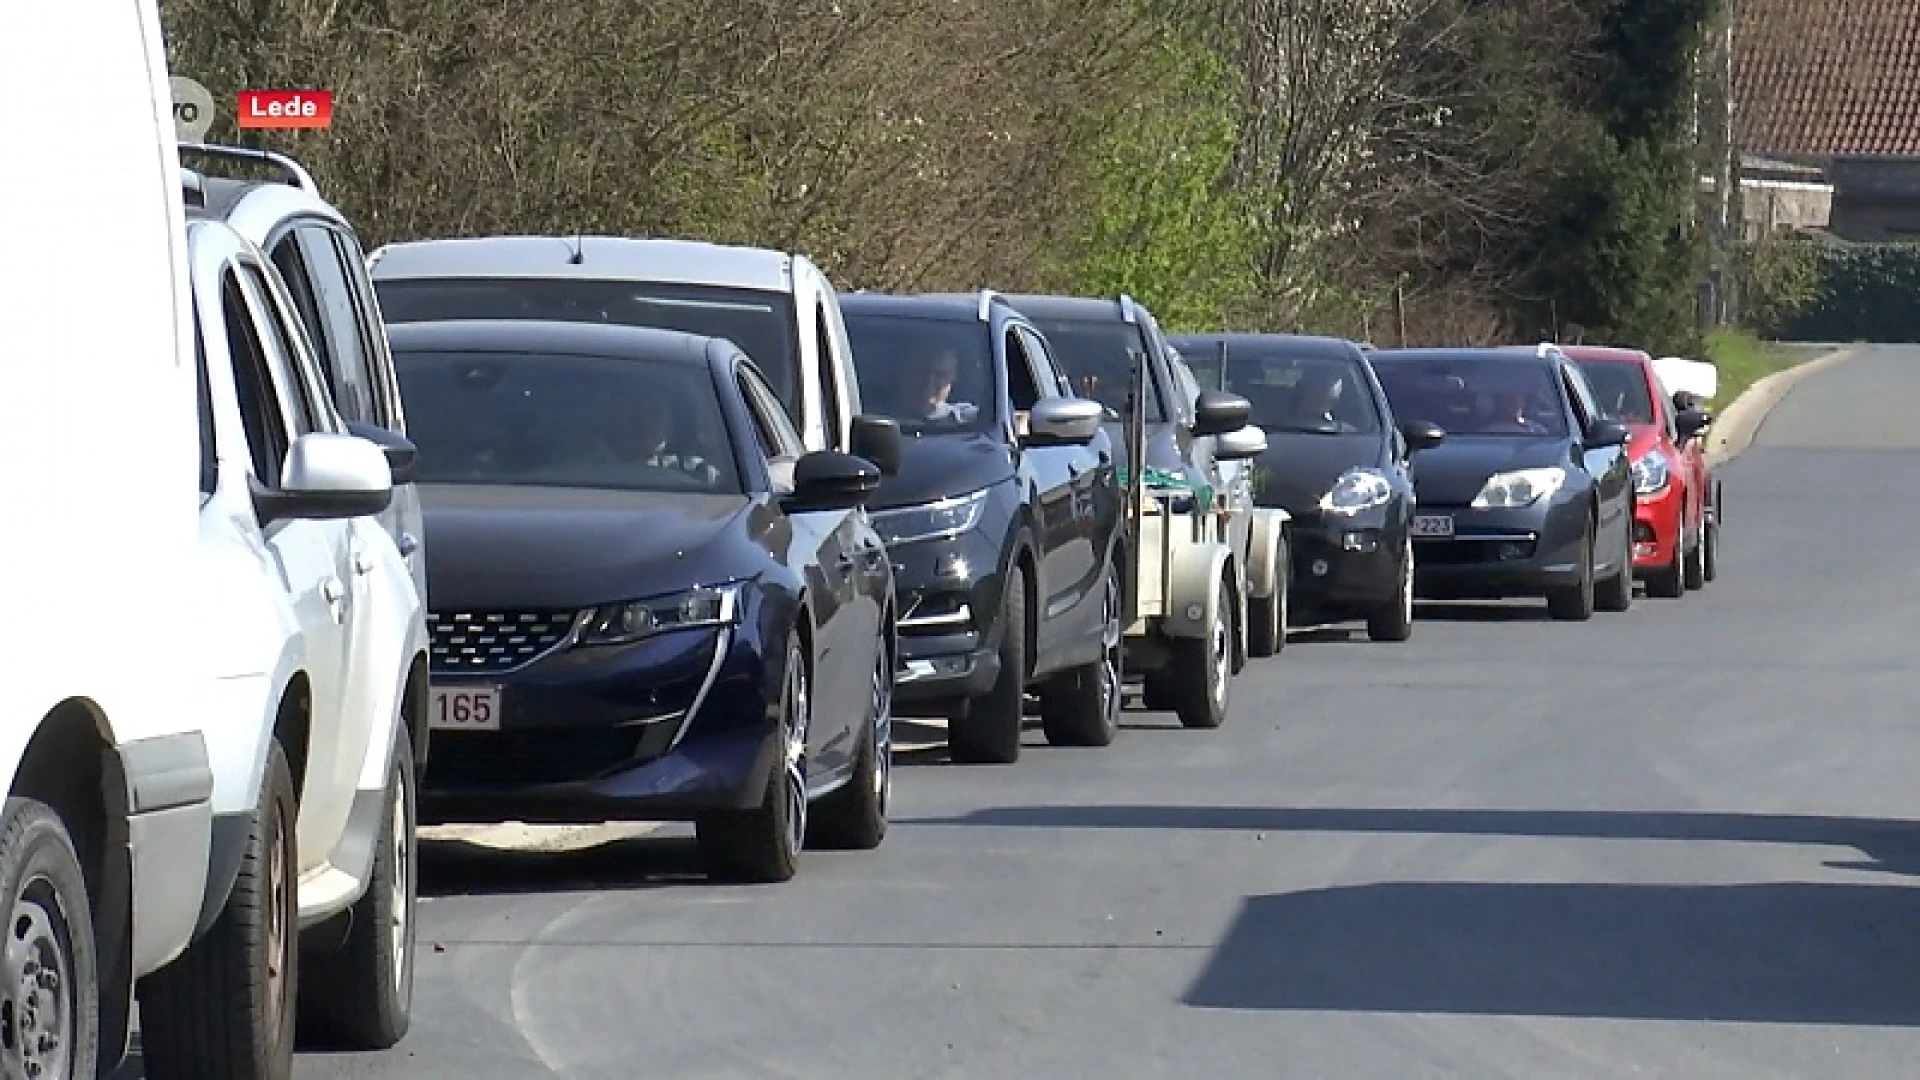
783 654 810 858
1401 539 1414 624
871 650 892 813
388 769 411 998
1 875 73 1079
1098 571 1122 731
1209 590 1230 707
265 807 289 1035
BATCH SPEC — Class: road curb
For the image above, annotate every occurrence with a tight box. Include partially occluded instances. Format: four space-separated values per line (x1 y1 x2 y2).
1703 346 1863 469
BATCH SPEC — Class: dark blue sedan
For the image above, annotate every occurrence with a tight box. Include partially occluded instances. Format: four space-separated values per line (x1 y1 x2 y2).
390 319 898 883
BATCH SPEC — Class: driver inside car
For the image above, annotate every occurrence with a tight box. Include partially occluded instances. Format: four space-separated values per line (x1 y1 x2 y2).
913 348 979 423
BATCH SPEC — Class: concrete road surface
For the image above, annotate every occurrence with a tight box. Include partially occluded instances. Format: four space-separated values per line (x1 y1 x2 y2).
133 345 1920 1078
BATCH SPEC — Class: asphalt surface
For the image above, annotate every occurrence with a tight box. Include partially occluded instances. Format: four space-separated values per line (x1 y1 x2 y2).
137 345 1920 1078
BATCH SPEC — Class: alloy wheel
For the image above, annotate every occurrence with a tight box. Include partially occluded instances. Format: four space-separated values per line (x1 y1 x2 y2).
1098 570 1123 733
1209 593 1230 710
871 649 892 816
2 875 75 1079
265 804 290 1037
387 769 412 999
782 655 811 860
1401 538 1414 625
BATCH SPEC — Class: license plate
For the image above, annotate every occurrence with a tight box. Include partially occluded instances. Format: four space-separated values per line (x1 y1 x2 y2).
429 686 502 731
1411 513 1455 538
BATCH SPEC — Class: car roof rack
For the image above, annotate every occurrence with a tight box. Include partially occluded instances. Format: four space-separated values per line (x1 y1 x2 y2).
1117 294 1140 325
976 288 1004 321
182 167 207 208
178 141 319 195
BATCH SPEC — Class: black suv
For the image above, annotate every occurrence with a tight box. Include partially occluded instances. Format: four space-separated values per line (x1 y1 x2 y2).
842 291 1125 764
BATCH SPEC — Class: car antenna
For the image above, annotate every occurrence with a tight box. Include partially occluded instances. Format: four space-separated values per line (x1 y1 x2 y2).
566 233 585 264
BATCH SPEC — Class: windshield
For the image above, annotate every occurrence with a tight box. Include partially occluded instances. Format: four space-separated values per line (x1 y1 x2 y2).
1574 359 1656 424
1373 356 1570 438
392 348 742 494
844 313 997 434
374 278 799 419
1209 348 1382 435
1027 318 1167 422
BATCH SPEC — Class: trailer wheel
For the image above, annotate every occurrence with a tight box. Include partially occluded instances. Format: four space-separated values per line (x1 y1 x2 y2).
1172 575 1233 729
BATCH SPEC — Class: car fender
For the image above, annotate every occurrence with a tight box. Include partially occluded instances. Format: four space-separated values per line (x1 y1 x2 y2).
1245 508 1291 600
1161 540 1234 640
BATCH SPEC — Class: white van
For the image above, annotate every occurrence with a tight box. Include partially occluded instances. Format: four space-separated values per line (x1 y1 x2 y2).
1 1 217 1074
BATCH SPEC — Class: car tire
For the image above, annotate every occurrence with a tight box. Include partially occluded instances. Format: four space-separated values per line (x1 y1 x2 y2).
809 639 892 850
1596 512 1634 612
140 739 298 1080
1171 576 1233 729
296 735 416 1051
1247 536 1289 657
0 797 99 1080
1367 536 1416 642
949 565 1027 765
1141 673 1176 712
697 636 808 883
1041 563 1123 747
1646 534 1684 598
1547 516 1597 621
1683 525 1707 590
1703 518 1719 583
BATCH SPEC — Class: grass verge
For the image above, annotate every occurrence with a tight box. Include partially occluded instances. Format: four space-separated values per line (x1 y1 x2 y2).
1704 329 1818 408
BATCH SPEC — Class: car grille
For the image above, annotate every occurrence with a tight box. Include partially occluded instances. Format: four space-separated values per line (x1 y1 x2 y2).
429 610 580 674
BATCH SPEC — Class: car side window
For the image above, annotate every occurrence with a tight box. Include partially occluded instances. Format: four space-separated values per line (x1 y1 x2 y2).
814 302 844 446
292 223 382 428
1561 364 1599 431
234 262 322 438
1016 327 1067 399
221 269 293 486
1003 327 1043 410
1139 316 1186 424
740 363 804 460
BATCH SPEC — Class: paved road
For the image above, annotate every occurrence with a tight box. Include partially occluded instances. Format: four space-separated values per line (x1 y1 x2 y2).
143 345 1920 1078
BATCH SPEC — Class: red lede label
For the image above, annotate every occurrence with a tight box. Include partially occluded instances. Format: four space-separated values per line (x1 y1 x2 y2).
236 90 333 130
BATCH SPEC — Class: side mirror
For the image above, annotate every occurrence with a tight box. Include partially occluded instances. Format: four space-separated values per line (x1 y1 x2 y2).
1214 425 1267 461
848 414 903 476
254 432 395 526
1192 389 1252 437
1675 407 1711 443
1399 419 1447 453
345 421 419 484
782 450 881 513
1584 418 1631 450
1022 396 1104 447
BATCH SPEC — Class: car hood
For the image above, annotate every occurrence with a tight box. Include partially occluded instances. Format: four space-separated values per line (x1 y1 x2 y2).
869 431 1014 511
1412 436 1572 505
1249 432 1386 513
420 484 754 610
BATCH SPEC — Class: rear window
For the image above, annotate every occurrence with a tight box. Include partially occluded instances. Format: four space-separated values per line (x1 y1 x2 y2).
1573 359 1655 424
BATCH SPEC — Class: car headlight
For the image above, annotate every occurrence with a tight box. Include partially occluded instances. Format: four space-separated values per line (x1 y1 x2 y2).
1631 449 1670 494
579 583 742 646
1470 467 1567 509
1319 468 1393 514
870 488 989 546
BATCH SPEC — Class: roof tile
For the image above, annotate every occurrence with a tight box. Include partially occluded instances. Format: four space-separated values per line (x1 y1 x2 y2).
1734 0 1920 157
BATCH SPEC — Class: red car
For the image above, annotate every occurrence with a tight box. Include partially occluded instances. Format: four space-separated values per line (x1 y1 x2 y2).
1562 346 1716 596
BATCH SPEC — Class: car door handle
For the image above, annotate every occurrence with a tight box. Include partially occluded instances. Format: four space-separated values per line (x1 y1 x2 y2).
352 549 376 575
322 578 344 603
398 532 420 558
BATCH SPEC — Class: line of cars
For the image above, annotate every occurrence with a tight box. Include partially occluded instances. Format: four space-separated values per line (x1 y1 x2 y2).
5 8 1728 1074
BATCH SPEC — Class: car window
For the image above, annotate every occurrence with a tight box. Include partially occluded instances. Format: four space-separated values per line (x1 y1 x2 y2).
742 362 805 460
1003 326 1044 411
1562 364 1601 429
814 302 843 446
392 348 743 494
1015 327 1067 399
221 269 293 485
844 312 997 434
1215 348 1383 435
292 224 382 427
1029 316 1166 422
1373 355 1570 438
375 277 802 423
238 263 337 437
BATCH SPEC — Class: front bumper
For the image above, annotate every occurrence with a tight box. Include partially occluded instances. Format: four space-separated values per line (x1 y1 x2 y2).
1631 481 1682 569
419 625 781 825
1410 495 1589 600
884 526 1008 714
120 732 215 977
1288 509 1401 616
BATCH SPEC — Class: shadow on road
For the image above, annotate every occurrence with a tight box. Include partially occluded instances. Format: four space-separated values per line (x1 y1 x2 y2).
419 834 711 897
899 804 1920 878
1184 881 1920 1025
1413 601 1552 622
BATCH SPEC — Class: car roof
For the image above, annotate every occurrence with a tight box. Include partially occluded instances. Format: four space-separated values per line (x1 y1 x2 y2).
1557 344 1654 365
841 292 1000 321
367 235 797 293
1001 294 1131 322
1170 332 1359 358
383 318 728 368
1369 347 1558 367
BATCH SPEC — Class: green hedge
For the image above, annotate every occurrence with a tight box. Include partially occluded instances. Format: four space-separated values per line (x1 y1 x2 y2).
1771 243 1920 342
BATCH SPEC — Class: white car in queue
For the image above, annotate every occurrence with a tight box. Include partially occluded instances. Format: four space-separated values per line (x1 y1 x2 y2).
134 214 429 1078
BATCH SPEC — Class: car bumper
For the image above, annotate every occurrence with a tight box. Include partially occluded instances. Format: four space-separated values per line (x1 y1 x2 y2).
1288 509 1401 615
1410 496 1589 599
120 732 215 977
419 625 782 825
1631 482 1682 569
884 526 1007 714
